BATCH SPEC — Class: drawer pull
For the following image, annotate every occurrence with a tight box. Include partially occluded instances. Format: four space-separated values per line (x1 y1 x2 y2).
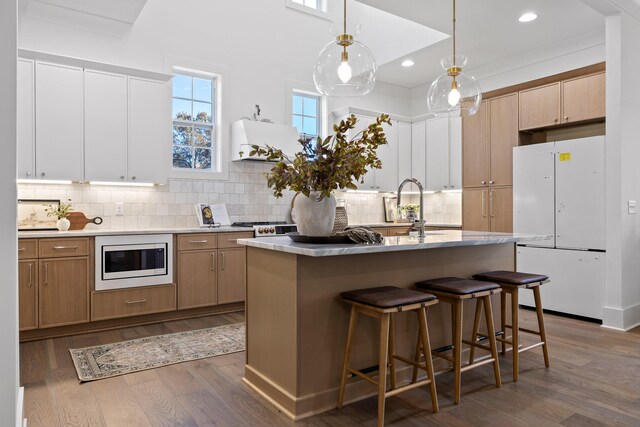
125 299 147 305
44 264 48 285
221 252 225 270
189 240 208 244
18 248 25 252
211 253 216 271
28 264 33 287
53 245 78 250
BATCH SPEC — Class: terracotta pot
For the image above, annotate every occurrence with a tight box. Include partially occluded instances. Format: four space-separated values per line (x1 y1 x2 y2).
294 192 336 236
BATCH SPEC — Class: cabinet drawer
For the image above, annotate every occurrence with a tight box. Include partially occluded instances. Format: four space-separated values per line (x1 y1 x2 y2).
18 239 38 259
177 233 217 251
39 238 90 258
218 232 254 249
388 226 411 236
370 227 390 237
91 284 176 321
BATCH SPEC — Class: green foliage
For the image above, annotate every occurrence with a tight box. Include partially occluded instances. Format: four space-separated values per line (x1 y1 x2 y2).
399 204 420 212
249 114 391 200
46 199 73 219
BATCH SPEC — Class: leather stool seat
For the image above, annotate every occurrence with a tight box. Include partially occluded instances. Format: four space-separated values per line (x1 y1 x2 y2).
341 286 437 308
473 271 548 286
415 277 499 295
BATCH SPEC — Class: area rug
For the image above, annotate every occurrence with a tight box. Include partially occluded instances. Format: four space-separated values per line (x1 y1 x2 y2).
69 322 245 382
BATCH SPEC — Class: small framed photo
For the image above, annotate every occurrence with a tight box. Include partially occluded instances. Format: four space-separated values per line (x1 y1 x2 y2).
195 203 217 227
18 199 60 231
383 197 398 223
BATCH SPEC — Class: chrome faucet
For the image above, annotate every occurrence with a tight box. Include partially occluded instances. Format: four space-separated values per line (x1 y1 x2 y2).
397 178 425 238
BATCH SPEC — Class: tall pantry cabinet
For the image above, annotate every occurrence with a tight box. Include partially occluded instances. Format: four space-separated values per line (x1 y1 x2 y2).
462 93 518 232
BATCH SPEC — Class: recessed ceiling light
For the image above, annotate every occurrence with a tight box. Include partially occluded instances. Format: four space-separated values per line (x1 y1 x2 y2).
519 12 538 23
401 59 415 67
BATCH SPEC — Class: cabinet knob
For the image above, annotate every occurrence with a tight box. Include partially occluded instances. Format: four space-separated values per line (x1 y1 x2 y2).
481 181 486 185
120 176 125 180
489 180 494 184
41 172 45 177
564 116 569 122
131 176 136 180
554 118 558 123
26 171 31 177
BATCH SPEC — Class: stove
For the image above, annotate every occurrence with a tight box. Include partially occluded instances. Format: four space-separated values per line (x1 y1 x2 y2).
231 221 297 237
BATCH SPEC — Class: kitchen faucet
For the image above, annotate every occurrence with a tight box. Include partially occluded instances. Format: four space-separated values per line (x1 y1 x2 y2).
397 178 425 238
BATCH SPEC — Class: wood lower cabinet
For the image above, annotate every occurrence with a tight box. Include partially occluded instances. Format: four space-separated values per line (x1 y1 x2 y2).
177 250 218 309
218 248 246 304
92 285 176 321
38 257 89 328
463 187 512 232
19 260 38 331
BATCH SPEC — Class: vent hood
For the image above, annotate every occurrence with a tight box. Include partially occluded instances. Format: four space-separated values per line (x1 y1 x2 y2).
231 119 301 161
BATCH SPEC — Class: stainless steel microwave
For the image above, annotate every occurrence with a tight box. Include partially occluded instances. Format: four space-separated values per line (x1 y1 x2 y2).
95 234 173 291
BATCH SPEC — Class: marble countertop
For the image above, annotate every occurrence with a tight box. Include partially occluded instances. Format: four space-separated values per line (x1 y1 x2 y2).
238 230 549 257
17 226 251 238
361 222 462 228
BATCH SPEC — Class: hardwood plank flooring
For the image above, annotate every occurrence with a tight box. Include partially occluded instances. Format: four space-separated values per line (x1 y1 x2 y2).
21 310 640 426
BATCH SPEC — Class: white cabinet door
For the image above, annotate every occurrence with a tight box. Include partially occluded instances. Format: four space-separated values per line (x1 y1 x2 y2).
84 70 128 182
448 117 462 190
17 59 34 179
397 121 412 185
376 119 398 192
128 77 169 184
35 62 84 181
411 121 426 186
352 115 375 190
425 117 449 191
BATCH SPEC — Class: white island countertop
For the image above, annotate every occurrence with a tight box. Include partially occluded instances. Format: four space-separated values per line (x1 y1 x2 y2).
238 230 549 257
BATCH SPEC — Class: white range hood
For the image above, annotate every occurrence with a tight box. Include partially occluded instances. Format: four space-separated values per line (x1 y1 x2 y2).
231 118 301 161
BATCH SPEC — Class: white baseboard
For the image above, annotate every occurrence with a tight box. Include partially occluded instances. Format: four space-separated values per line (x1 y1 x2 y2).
602 303 640 331
16 386 24 427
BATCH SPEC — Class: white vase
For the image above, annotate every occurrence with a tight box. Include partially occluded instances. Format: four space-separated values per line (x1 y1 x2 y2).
57 218 70 231
294 192 337 236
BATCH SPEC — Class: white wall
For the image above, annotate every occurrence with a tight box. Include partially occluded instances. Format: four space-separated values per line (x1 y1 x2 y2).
0 0 19 423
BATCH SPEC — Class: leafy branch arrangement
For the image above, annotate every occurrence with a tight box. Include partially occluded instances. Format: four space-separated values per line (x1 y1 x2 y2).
45 199 73 219
249 114 391 200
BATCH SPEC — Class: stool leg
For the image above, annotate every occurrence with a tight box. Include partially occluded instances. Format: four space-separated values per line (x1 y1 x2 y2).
533 286 550 368
482 295 502 388
378 313 390 427
511 289 520 382
453 300 463 405
417 306 439 413
468 299 483 365
338 306 358 409
411 333 421 383
500 291 507 355
388 314 396 391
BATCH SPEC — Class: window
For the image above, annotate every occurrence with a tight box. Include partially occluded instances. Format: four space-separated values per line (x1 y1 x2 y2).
292 93 320 138
291 0 318 9
172 72 216 171
285 0 328 18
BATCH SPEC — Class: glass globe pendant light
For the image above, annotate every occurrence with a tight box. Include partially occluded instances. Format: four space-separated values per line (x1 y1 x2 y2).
427 0 482 117
313 0 376 97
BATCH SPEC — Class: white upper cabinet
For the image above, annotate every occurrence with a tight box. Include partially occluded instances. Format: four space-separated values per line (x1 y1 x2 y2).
35 62 84 181
449 117 462 190
425 117 449 191
84 70 128 182
128 77 169 184
411 121 426 186
17 59 34 179
397 121 412 185
351 115 375 190
376 119 398 192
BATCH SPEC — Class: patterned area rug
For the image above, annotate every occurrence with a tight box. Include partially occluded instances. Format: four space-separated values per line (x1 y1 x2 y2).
69 323 245 382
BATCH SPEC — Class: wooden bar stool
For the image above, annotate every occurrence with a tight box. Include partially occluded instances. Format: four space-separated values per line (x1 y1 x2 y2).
338 286 439 427
414 277 502 405
472 271 550 381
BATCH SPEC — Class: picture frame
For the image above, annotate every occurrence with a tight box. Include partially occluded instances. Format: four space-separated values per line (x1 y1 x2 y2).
383 196 411 223
18 199 60 231
194 203 218 227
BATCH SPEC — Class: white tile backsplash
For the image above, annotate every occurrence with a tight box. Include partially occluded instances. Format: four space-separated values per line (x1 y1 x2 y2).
18 161 461 230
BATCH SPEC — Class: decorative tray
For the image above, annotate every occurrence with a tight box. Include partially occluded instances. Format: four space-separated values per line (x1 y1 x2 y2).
286 232 354 244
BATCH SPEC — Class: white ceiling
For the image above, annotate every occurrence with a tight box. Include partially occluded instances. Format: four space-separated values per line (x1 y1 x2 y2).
356 0 606 88
30 0 148 23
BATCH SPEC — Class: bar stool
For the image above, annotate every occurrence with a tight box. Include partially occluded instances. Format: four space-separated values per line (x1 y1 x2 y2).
472 271 550 381
414 277 501 405
338 286 439 427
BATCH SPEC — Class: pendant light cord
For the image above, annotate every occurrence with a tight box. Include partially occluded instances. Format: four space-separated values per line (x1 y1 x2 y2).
344 0 347 35
452 0 456 67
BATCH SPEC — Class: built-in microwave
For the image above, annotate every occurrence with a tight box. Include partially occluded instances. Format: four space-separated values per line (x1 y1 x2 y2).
95 234 173 291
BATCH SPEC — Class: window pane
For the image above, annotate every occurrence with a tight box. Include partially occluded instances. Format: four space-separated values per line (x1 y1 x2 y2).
293 95 303 115
292 0 303 4
303 96 317 117
303 0 317 9
173 146 193 169
303 117 317 136
194 148 212 170
173 125 191 146
173 98 192 121
193 126 212 147
193 78 212 102
172 74 192 99
293 115 303 134
193 101 212 123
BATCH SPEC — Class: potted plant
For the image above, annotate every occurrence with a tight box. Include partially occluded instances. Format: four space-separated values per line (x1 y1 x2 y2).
399 204 420 222
250 114 391 236
46 199 74 231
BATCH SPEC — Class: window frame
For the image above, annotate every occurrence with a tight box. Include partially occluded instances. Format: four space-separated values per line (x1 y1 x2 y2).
285 0 330 20
292 92 321 139
169 66 223 179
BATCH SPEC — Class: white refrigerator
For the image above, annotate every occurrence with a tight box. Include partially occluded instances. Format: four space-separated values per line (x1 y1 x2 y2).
513 136 606 320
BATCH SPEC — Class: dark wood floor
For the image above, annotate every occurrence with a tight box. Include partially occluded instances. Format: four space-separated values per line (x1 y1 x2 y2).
21 310 640 426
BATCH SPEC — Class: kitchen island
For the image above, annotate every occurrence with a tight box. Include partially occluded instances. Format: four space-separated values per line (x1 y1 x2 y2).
238 231 547 420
